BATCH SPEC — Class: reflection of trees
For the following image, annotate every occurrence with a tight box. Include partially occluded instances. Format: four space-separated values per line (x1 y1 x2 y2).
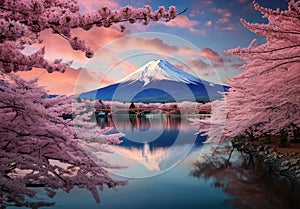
166 116 181 131
129 116 151 131
127 115 181 131
192 144 300 209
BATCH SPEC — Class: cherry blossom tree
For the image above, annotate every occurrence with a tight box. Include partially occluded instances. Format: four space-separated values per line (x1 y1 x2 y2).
0 0 179 73
0 0 181 208
0 73 126 208
197 0 300 143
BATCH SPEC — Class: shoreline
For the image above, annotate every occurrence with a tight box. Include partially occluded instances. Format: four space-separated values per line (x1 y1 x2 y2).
231 137 300 183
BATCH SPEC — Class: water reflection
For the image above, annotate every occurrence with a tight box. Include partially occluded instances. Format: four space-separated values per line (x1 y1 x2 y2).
93 114 203 178
129 115 151 131
97 114 183 132
191 144 300 209
6 113 300 209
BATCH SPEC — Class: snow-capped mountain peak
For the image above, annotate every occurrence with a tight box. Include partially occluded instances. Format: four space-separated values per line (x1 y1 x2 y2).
119 60 201 86
79 59 228 102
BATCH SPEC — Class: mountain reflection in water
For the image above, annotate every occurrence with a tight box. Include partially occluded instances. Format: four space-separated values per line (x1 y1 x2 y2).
9 114 300 209
96 114 300 209
95 114 203 178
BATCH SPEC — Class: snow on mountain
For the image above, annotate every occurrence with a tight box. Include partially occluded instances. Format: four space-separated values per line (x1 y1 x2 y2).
119 60 201 86
79 59 229 102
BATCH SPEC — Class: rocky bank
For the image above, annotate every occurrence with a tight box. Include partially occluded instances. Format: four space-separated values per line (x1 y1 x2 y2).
232 136 300 183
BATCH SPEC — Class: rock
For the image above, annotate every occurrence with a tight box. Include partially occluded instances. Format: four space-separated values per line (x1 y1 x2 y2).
291 152 297 157
281 160 290 167
280 166 290 171
264 145 271 151
258 146 264 151
231 136 300 183
272 152 279 159
290 159 300 166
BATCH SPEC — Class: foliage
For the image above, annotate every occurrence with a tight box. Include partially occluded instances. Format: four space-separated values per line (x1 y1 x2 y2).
196 0 300 143
0 0 179 208
0 0 178 73
0 73 125 208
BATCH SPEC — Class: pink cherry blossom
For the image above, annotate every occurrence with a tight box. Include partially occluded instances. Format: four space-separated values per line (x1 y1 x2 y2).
0 72 126 207
1 0 178 73
0 0 180 207
196 0 300 143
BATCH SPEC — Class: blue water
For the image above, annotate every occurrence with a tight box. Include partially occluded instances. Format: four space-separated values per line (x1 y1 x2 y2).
8 114 300 209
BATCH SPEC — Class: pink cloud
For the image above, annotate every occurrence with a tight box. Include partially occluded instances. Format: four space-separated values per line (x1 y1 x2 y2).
190 0 213 17
110 37 227 70
17 68 81 95
190 59 209 71
113 37 178 55
117 61 138 76
182 58 217 77
194 0 213 7
35 27 125 68
160 15 201 34
200 48 224 66
201 71 216 77
215 23 236 31
101 57 140 77
217 12 231 24
211 8 233 26
211 8 228 14
16 67 115 95
71 27 125 53
98 74 118 87
205 20 213 27
224 12 232 18
217 17 229 24
38 30 87 63
172 63 190 72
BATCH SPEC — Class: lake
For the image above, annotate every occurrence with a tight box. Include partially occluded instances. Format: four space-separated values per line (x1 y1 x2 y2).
11 114 300 209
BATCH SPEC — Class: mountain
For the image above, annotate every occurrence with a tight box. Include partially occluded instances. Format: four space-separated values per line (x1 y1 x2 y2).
79 60 229 103
119 59 201 86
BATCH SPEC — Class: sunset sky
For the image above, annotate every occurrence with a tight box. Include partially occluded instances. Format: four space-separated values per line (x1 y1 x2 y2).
18 0 288 95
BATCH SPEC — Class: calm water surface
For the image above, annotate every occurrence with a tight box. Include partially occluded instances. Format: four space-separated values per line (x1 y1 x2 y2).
11 114 300 209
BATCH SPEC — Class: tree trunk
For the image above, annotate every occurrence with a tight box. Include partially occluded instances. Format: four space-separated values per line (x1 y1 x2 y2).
291 127 300 143
247 154 254 170
280 130 288 147
246 130 255 142
266 134 272 143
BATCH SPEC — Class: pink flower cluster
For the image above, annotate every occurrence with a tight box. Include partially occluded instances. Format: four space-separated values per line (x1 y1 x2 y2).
0 1 179 207
1 0 178 73
0 72 125 207
196 0 300 143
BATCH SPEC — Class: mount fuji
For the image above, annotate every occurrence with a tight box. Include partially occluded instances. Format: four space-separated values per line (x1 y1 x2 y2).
79 60 229 103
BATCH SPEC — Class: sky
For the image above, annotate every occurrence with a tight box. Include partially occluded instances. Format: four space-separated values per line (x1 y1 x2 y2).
17 0 289 95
